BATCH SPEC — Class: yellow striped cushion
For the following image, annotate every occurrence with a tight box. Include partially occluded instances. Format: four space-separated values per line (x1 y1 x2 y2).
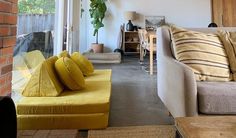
218 31 236 80
171 26 231 81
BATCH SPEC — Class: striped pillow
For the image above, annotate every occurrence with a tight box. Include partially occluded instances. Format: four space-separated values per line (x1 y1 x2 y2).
218 31 236 80
171 26 231 81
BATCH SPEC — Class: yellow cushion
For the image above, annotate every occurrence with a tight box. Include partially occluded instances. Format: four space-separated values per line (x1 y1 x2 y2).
171 26 231 81
17 81 111 114
71 52 94 76
23 50 45 69
22 56 64 97
85 69 112 82
55 57 85 90
218 31 236 80
58 50 70 58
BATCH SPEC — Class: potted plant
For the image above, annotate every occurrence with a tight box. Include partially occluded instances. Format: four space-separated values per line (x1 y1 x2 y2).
89 0 107 53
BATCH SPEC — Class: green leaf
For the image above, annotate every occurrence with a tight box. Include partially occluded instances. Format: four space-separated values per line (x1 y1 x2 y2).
89 0 107 43
18 0 55 14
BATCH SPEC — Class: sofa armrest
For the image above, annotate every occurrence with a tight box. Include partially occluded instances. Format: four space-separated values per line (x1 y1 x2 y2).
157 27 198 117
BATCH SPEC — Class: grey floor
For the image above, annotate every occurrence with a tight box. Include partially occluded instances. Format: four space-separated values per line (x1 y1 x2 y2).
95 55 174 127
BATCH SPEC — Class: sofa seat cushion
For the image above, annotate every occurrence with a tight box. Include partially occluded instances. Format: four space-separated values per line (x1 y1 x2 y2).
17 81 111 115
197 82 236 114
85 69 112 82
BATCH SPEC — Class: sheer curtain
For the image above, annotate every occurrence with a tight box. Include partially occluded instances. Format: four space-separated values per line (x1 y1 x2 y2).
54 0 80 55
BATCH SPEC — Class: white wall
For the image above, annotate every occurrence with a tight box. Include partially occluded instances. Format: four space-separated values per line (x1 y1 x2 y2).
82 0 211 53
79 0 88 52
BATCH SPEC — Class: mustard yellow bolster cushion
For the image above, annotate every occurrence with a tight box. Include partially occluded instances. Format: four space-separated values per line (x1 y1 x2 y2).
22 56 64 97
55 57 85 90
58 50 70 58
71 52 94 76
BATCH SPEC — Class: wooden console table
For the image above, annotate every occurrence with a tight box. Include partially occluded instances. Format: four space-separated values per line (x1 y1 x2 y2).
175 116 236 138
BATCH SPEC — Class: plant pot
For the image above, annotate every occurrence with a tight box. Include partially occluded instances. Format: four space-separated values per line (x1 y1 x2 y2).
91 43 104 53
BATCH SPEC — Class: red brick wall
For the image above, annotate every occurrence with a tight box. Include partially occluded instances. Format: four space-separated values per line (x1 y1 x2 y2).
0 0 18 96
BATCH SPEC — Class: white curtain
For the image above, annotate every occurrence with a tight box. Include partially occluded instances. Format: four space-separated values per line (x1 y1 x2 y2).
54 0 65 55
54 0 80 55
67 0 81 54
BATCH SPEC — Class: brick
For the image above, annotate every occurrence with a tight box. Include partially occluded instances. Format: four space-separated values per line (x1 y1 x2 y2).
0 14 4 24
0 55 13 66
0 85 5 95
11 4 17 13
0 1 12 13
0 82 11 96
0 75 6 84
6 72 12 80
6 55 13 64
0 56 7 66
10 26 16 35
6 0 18 4
5 83 11 95
14 0 18 3
0 73 11 84
3 36 16 47
0 26 10 36
6 15 17 25
0 26 16 36
0 0 17 96
0 37 2 48
1 64 12 75
0 47 13 56
0 14 17 25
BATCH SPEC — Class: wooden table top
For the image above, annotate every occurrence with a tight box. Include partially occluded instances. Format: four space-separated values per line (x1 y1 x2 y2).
175 116 236 138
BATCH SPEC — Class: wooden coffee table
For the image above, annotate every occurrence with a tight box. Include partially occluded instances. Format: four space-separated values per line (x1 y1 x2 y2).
175 116 236 138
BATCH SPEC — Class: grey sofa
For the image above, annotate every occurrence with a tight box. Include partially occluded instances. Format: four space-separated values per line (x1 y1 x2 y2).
157 26 236 117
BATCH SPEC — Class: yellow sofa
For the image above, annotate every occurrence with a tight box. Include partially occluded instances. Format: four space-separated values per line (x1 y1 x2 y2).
14 51 112 130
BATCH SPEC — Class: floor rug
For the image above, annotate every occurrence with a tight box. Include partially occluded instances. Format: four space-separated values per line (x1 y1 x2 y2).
88 125 176 138
17 129 79 138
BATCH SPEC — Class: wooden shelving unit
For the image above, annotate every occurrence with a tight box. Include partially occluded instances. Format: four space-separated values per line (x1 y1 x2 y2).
122 31 140 54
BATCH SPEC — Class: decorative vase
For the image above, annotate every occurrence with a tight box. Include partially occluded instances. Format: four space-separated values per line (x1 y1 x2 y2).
126 20 134 31
91 43 104 53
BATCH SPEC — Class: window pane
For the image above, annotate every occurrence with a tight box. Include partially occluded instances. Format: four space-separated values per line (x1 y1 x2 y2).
12 0 56 99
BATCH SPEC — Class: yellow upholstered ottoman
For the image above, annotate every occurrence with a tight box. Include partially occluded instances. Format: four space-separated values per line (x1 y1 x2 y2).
17 70 112 130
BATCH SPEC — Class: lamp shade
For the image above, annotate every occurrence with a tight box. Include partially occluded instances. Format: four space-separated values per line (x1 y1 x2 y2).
124 11 136 21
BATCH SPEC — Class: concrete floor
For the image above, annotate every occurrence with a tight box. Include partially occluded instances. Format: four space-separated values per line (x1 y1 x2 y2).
95 55 174 126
